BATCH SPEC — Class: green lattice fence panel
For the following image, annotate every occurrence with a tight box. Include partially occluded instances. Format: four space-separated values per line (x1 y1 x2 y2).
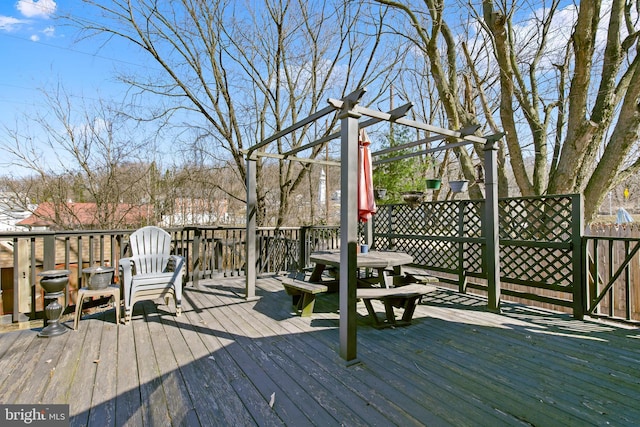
499 196 575 290
464 241 484 274
373 194 580 308
500 196 573 242
373 199 484 274
500 245 573 288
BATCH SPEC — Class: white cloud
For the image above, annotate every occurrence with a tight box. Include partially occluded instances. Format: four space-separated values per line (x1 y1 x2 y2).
16 0 57 19
510 3 578 69
30 34 39 41
43 25 54 37
0 15 27 32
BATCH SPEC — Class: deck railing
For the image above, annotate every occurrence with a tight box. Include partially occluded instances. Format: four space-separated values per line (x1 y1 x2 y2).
583 224 640 323
373 194 585 317
0 225 342 323
1 229 130 323
2 197 639 325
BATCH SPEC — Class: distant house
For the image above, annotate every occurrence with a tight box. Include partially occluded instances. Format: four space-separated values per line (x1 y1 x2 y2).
161 198 229 226
16 202 153 231
0 193 35 232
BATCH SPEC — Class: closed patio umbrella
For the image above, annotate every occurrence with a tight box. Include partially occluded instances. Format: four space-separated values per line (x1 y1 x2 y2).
358 129 377 222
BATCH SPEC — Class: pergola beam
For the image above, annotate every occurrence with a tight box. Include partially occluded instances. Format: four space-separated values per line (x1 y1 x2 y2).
373 140 472 165
355 104 487 144
373 124 480 157
372 132 505 166
282 132 340 158
328 101 487 144
248 104 338 154
281 102 413 158
243 150 341 167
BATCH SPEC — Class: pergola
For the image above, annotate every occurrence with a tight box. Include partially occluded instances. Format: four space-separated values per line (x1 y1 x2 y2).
244 88 503 363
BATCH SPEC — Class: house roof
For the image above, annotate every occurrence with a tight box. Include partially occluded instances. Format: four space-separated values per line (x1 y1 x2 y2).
17 202 152 229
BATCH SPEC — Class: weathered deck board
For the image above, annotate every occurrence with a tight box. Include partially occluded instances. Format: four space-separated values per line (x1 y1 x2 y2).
250 301 442 426
176 289 284 427
87 313 118 427
162 308 255 426
16 327 72 404
115 309 144 427
144 304 200 427
219 292 390 426
0 327 57 404
68 311 107 427
207 294 337 424
421 293 640 424
205 284 370 426
161 309 243 427
0 276 639 426
39 328 83 405
289 308 511 426
132 304 172 426
193 290 305 425
243 279 442 425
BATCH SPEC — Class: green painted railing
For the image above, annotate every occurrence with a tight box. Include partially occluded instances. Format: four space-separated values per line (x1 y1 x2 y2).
0 226 340 323
584 233 640 324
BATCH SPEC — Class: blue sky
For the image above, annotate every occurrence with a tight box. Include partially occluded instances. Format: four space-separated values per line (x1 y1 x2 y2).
0 0 141 125
0 0 172 175
0 0 614 169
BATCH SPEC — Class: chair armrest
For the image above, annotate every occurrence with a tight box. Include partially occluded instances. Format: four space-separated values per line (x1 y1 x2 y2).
167 255 185 274
165 256 177 272
119 257 134 286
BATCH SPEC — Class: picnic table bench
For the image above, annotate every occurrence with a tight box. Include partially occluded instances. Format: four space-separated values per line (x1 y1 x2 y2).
281 277 437 323
357 283 436 329
281 276 338 317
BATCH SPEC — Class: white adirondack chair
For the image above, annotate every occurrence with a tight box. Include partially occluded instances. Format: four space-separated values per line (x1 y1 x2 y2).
119 226 184 323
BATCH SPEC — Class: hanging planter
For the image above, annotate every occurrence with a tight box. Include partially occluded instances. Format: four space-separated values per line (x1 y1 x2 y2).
374 188 387 200
426 157 441 190
426 179 442 190
402 191 424 208
449 180 469 193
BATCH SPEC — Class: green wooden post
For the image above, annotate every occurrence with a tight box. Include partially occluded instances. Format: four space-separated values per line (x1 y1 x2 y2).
484 139 501 312
572 194 585 319
299 226 308 272
458 201 468 293
192 229 201 288
339 98 362 363
43 233 55 271
245 158 258 300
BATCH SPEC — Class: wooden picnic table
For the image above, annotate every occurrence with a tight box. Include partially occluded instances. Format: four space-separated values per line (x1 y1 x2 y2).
307 250 437 327
308 249 414 288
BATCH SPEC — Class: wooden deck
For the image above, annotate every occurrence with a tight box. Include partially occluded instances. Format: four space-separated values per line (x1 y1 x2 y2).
1 276 639 426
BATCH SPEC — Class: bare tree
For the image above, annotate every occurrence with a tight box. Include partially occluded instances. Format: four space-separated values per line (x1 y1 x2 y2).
0 86 152 229
481 0 640 220
72 0 398 226
374 0 505 200
377 0 640 220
